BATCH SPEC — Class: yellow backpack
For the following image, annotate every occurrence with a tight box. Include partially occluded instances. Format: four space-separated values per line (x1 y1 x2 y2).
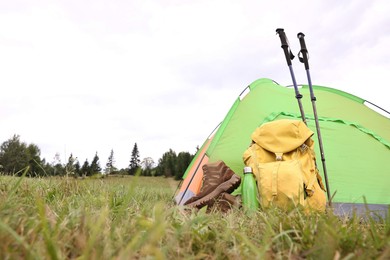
242 119 327 212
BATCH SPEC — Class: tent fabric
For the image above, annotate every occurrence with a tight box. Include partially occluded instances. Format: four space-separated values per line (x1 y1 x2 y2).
177 78 390 210
175 128 216 205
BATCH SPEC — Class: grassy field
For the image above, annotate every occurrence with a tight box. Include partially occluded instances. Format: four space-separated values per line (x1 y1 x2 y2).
0 174 389 259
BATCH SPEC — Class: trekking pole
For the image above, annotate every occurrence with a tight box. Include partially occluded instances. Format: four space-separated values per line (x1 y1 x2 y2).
276 28 307 124
297 32 332 205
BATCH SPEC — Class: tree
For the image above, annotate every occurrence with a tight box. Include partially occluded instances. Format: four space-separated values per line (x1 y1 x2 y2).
65 153 78 176
156 149 177 177
90 152 101 175
0 134 28 174
0 134 44 176
52 152 62 166
175 151 193 180
81 159 90 177
155 149 194 178
129 143 140 175
74 161 81 177
48 152 65 176
26 143 44 176
105 149 117 175
141 157 155 176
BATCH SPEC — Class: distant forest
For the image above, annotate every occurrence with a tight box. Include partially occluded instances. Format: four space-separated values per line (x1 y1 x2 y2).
0 135 194 180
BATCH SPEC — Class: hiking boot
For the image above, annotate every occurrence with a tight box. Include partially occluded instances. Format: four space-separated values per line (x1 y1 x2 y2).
184 160 241 209
207 192 241 213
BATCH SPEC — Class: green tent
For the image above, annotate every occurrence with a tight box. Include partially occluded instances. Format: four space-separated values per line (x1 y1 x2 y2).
176 78 390 214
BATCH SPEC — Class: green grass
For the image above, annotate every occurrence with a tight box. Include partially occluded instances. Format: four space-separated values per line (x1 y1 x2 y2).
0 174 389 259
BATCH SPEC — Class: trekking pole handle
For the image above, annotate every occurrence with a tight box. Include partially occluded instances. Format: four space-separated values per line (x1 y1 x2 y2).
297 32 310 70
276 28 294 66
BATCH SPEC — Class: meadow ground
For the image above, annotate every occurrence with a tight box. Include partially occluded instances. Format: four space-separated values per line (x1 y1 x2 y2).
0 174 389 259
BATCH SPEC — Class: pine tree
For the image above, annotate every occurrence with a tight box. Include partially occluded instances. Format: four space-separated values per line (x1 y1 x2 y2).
81 159 90 177
129 143 140 175
105 149 117 175
74 161 81 177
65 153 77 176
90 152 101 175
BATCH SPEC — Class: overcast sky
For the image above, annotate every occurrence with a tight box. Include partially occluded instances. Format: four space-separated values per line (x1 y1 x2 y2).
1 0 389 169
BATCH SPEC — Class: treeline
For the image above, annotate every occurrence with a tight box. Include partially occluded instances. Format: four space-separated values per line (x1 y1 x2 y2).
0 135 195 180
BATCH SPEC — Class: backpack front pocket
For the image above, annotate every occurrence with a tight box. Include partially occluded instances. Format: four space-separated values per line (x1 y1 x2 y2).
257 159 305 209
